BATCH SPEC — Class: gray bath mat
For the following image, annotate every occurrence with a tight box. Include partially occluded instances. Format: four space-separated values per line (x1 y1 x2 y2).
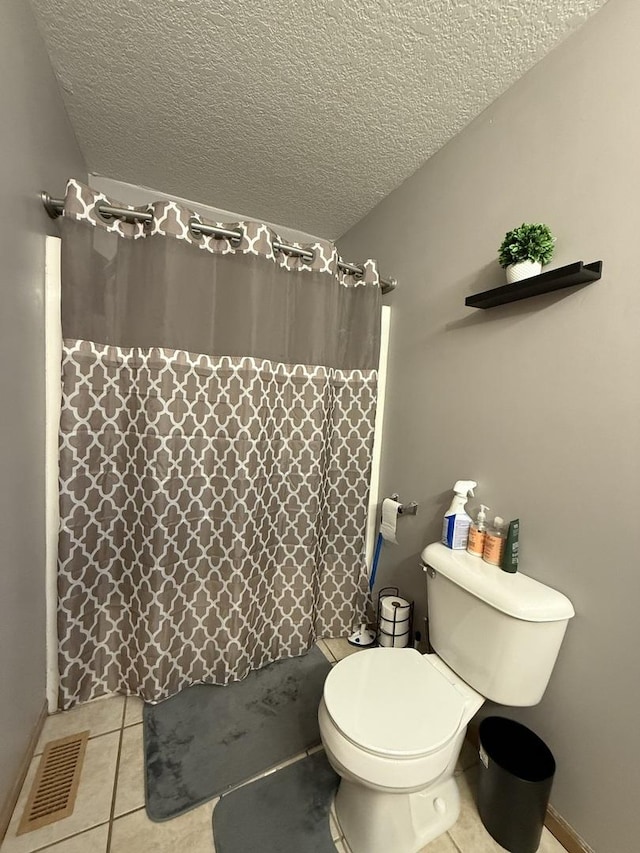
143 646 332 821
213 750 339 853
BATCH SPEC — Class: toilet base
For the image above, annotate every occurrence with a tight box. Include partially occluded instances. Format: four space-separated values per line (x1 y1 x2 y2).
335 774 460 853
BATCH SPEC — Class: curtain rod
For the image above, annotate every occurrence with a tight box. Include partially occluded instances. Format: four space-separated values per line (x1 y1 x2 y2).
41 192 397 295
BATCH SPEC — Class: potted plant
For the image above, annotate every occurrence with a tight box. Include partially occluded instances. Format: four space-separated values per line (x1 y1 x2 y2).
498 223 555 283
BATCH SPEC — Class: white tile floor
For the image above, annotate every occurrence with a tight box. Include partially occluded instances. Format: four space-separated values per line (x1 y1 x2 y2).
1 639 568 853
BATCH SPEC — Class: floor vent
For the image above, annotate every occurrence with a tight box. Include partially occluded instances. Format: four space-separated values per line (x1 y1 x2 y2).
17 731 89 835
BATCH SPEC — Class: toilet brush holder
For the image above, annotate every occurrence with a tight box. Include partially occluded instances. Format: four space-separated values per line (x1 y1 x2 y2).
376 587 414 648
348 623 376 648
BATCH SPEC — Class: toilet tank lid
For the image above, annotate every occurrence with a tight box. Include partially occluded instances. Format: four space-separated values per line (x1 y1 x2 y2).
421 543 575 622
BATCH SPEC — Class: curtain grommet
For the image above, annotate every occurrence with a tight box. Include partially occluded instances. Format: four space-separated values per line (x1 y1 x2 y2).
229 226 244 246
188 218 205 242
94 201 116 225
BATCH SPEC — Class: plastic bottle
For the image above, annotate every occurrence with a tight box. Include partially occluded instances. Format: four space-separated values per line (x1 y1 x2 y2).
501 519 520 573
442 480 477 550
467 504 490 557
483 516 506 566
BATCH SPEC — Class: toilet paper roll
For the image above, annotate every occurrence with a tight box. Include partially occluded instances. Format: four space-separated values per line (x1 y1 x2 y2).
379 595 411 626
380 498 401 543
378 628 410 648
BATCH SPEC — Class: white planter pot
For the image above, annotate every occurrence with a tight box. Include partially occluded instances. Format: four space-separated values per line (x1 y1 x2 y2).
506 260 542 283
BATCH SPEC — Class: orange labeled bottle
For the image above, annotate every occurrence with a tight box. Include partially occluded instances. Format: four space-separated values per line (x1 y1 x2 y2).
483 516 506 566
467 505 490 557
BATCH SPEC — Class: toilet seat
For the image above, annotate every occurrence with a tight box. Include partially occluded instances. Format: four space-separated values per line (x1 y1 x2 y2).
323 648 466 759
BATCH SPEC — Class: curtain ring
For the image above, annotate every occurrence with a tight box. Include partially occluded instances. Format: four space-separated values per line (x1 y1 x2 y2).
229 226 244 245
188 218 205 242
94 202 116 225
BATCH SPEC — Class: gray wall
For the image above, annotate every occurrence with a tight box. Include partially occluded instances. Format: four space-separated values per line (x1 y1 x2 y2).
0 0 85 812
338 0 639 850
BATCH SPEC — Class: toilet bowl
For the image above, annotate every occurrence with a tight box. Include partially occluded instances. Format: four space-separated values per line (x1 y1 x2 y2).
319 648 483 853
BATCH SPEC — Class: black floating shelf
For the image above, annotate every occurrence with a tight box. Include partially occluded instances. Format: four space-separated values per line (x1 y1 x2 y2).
465 260 603 309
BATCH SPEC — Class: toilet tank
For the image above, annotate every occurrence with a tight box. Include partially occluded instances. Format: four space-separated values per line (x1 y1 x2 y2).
421 543 575 706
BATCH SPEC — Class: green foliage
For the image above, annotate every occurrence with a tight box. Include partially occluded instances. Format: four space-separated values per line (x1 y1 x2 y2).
498 223 555 268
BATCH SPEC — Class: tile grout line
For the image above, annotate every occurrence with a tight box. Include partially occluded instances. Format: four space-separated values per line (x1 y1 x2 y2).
105 697 128 852
446 830 464 853
34 722 124 757
109 804 145 821
20 820 112 853
319 639 338 663
220 749 310 799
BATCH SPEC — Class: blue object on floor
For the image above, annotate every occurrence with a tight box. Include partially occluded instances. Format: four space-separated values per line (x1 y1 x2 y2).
143 646 332 821
213 751 339 853
369 531 383 590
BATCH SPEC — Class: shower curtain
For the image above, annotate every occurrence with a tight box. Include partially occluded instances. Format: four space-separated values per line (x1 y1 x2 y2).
56 179 381 709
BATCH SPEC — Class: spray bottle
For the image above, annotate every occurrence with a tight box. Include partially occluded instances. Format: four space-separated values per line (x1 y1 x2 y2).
442 480 477 550
467 504 490 557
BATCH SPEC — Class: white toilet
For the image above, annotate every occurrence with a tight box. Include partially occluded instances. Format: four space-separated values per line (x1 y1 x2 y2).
318 542 575 853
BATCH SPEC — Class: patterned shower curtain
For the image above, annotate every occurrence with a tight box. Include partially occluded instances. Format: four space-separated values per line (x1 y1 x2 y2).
56 179 381 709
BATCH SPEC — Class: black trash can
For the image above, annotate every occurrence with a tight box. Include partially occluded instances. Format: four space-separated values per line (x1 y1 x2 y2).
477 716 556 853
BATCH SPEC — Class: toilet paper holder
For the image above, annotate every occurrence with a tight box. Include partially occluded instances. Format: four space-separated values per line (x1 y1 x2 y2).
389 493 418 516
375 586 414 648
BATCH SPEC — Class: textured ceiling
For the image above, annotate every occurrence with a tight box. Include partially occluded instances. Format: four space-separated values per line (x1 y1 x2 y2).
31 0 608 238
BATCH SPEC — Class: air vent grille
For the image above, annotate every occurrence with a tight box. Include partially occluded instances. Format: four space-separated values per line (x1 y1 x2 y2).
17 731 89 835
